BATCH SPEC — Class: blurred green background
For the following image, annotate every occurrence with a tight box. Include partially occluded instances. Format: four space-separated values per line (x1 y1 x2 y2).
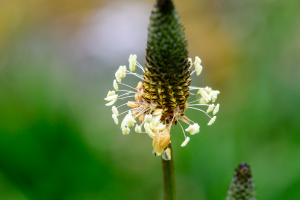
1 0 300 199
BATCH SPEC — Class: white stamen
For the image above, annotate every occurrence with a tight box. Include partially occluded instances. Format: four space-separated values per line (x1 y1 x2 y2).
198 88 211 102
115 70 122 83
178 121 187 138
119 65 126 78
118 82 137 90
121 115 129 128
213 104 219 115
151 115 162 128
207 116 216 125
126 70 143 79
135 124 142 133
119 95 135 100
118 108 135 116
136 61 145 72
127 111 136 127
117 102 131 109
181 137 190 147
188 107 212 118
206 104 214 113
112 114 118 124
113 80 119 91
144 123 155 138
154 123 166 131
129 54 137 72
185 123 200 135
112 106 119 116
144 114 153 123
195 56 202 67
199 97 209 104
107 90 116 97
210 90 220 102
122 127 130 135
105 98 117 106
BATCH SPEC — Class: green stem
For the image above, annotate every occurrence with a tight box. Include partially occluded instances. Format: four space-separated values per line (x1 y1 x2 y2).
162 144 177 200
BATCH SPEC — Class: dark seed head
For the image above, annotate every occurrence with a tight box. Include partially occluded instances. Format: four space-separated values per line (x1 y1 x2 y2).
143 0 191 123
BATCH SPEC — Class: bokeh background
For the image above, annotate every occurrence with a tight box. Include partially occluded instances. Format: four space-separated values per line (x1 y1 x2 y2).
1 0 300 199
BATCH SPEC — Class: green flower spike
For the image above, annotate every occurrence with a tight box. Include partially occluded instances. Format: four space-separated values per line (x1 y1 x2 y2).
226 163 257 200
104 0 220 158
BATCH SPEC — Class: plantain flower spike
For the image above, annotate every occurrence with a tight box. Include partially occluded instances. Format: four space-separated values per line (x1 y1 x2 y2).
104 0 220 159
226 163 256 200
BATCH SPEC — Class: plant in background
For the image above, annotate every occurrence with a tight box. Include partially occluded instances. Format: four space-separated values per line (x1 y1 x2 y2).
226 163 257 200
105 0 220 199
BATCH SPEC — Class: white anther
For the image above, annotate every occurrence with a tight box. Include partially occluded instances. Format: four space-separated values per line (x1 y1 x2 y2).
199 97 208 104
206 104 214 113
112 114 118 125
119 65 126 78
213 104 219 115
107 90 116 97
104 94 118 101
195 56 202 66
122 127 130 135
181 137 190 147
194 56 202 76
121 115 129 128
115 70 122 82
144 123 156 138
113 79 119 91
152 115 162 127
135 124 142 133
112 106 119 116
129 54 137 72
154 123 166 131
105 98 117 106
210 90 220 102
144 114 153 123
127 111 136 127
207 116 216 125
185 123 200 135
198 88 211 102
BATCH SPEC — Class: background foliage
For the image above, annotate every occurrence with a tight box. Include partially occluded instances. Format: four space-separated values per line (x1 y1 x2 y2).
0 0 300 199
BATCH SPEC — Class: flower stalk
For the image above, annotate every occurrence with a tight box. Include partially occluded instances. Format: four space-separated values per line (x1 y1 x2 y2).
162 144 177 200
